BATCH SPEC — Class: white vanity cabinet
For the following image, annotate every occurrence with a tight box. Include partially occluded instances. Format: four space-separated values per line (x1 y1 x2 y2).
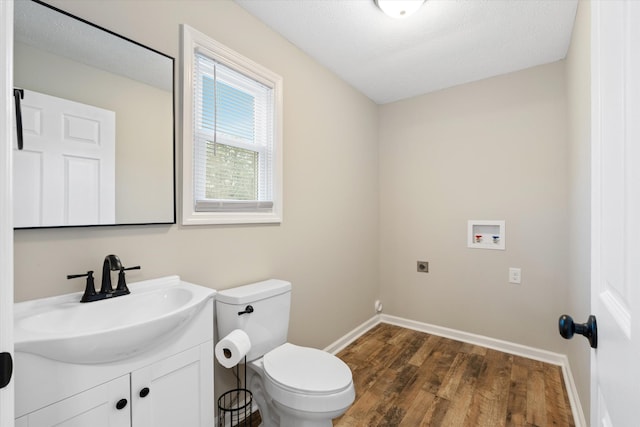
131 343 214 427
15 375 131 427
14 278 216 427
16 343 214 427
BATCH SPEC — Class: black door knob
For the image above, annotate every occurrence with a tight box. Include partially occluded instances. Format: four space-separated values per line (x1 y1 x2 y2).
115 398 128 410
139 387 150 398
558 314 598 349
0 352 12 389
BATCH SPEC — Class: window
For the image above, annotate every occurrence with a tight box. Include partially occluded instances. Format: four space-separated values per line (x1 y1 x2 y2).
181 25 283 225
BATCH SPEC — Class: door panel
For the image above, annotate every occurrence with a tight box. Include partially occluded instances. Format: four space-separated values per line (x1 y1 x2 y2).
591 1 640 426
13 89 115 227
0 0 14 423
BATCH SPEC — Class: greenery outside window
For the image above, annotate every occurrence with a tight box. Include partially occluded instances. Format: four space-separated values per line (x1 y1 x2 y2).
181 25 283 225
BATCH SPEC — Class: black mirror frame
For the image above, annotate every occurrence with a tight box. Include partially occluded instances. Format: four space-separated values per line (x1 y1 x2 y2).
13 0 176 230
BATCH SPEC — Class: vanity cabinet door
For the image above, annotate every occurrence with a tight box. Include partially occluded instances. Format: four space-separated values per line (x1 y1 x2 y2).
19 374 130 427
131 342 214 427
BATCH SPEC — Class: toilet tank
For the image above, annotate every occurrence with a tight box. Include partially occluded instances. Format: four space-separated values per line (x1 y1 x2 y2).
216 279 291 362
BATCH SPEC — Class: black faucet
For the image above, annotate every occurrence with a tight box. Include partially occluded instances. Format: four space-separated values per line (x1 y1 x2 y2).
101 254 122 294
68 255 140 303
100 255 122 294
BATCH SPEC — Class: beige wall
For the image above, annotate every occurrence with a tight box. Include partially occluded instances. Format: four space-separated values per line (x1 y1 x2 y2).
13 0 379 402
378 61 570 353
565 0 591 420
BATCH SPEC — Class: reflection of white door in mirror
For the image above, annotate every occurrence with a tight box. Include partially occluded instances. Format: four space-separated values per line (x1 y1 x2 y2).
13 90 115 227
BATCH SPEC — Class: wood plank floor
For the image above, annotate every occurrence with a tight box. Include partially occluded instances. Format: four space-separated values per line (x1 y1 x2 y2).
334 323 575 427
248 323 575 426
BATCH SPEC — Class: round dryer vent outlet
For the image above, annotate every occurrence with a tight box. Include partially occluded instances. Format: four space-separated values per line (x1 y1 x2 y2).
374 300 383 313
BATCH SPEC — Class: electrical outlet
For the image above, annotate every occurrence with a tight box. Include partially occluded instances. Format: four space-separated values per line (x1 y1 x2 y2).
417 261 429 273
509 267 521 284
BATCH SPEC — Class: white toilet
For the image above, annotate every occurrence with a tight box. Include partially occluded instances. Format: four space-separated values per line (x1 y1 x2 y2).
216 279 355 427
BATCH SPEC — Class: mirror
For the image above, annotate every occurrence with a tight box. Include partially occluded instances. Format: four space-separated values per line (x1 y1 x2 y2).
13 0 175 228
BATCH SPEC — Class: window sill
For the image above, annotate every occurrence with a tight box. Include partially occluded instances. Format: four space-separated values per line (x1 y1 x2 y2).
181 210 281 226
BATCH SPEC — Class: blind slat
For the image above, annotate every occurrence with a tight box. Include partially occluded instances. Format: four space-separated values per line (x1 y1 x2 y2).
195 200 274 212
193 51 274 211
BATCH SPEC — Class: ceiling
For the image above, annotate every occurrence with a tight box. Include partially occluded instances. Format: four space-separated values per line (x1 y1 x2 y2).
234 0 579 104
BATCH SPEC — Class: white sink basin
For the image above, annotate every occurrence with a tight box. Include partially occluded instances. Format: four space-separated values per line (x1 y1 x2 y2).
14 275 215 364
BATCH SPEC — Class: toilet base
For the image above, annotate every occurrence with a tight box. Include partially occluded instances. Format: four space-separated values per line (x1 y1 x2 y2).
248 367 279 427
247 359 351 427
272 400 347 427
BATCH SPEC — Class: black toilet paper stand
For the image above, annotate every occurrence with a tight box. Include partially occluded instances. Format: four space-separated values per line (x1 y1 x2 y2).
218 356 253 426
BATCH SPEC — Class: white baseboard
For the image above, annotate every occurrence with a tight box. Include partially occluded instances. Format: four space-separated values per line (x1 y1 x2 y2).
381 314 565 365
325 313 586 427
558 356 588 427
323 315 381 355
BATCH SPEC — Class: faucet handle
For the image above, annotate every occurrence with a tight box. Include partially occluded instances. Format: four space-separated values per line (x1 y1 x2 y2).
68 271 97 303
115 265 140 295
67 271 93 280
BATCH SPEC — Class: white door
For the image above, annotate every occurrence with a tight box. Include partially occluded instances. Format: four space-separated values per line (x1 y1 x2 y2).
591 1 640 426
0 0 14 425
13 89 115 227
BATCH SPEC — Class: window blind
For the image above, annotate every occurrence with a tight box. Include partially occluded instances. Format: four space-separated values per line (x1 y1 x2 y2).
193 51 274 212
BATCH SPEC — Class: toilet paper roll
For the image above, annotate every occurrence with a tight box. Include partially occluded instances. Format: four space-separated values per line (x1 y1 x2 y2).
215 329 252 368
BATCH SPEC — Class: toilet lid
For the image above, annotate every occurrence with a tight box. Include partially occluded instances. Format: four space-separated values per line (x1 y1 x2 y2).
263 343 353 394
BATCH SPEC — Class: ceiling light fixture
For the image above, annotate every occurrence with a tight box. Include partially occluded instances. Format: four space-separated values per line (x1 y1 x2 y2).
375 0 425 19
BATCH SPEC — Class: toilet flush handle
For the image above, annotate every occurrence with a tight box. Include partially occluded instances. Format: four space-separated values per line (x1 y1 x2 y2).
238 305 254 316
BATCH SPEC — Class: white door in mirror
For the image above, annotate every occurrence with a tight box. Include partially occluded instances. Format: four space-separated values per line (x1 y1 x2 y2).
13 89 115 227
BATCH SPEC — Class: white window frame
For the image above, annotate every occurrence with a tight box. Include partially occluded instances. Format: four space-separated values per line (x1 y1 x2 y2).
181 24 283 225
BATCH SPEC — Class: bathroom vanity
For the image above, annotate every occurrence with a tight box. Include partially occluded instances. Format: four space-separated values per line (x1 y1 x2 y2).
13 276 215 427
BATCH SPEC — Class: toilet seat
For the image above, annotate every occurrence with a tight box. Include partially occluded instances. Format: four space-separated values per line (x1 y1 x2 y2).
264 343 353 394
262 343 355 413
